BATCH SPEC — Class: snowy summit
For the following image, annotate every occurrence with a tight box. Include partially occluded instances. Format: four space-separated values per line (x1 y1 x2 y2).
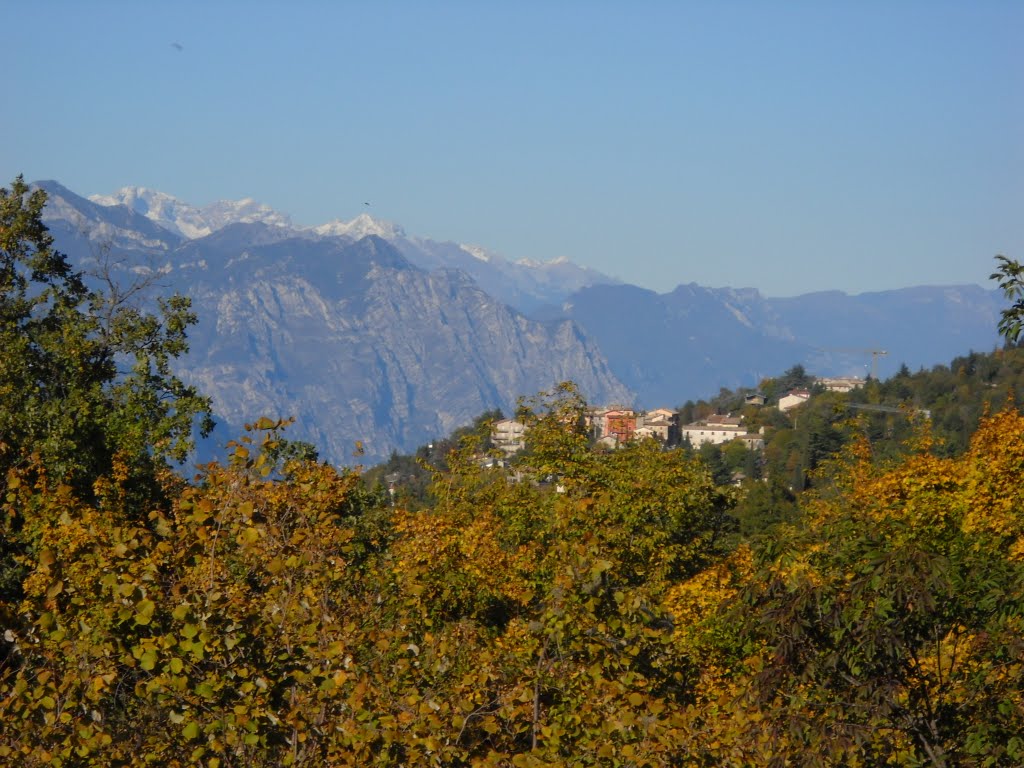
310 213 405 240
89 187 292 239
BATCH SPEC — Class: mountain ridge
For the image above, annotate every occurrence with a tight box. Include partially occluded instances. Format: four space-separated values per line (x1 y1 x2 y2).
87 185 614 312
40 182 632 463
37 179 1008 463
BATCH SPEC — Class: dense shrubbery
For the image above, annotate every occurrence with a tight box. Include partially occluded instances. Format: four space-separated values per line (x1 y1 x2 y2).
4 387 1023 766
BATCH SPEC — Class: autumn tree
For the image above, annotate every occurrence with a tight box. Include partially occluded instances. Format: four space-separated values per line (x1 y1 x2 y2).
0 391 734 765
1 175 213 685
0 421 382 766
385 383 738 763
712 409 1024 765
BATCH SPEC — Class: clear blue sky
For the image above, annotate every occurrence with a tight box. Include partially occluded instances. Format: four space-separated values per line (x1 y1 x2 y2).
4 1 1021 297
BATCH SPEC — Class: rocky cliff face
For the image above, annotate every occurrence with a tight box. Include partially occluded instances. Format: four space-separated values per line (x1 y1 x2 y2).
38 182 631 463
178 233 630 462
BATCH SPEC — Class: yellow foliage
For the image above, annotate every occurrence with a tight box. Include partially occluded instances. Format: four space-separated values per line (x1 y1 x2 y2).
3 398 1021 765
666 545 753 631
961 408 1024 557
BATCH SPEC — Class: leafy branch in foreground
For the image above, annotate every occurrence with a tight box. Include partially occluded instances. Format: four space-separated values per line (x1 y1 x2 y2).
991 254 1024 345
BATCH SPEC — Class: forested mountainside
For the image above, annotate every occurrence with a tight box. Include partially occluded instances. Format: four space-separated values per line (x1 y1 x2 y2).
367 345 1024 536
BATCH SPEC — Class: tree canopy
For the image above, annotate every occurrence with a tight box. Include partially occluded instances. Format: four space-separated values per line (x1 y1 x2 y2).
0 175 213 495
3 383 1022 765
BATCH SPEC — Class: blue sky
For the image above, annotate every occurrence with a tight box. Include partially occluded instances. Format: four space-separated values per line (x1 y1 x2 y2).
4 1 1021 296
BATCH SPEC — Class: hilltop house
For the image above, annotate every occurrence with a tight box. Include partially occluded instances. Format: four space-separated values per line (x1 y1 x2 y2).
636 408 677 443
681 414 764 449
644 408 676 423
817 376 864 393
778 389 811 413
492 418 527 455
604 409 637 444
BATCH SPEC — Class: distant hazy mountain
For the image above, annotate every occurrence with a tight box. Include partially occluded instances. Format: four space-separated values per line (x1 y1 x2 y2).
388 239 618 315
552 282 1005 406
38 179 1008 463
768 286 1004 377
552 283 813 406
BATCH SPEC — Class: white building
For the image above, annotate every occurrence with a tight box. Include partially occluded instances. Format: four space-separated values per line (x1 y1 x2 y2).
492 419 527 455
817 377 864 393
643 408 676 423
681 414 763 449
778 389 811 413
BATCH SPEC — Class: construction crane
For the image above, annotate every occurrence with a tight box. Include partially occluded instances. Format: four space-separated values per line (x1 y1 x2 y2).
816 347 888 380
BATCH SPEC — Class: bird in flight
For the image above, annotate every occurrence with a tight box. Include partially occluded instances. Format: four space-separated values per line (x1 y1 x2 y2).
364 202 371 206
171 42 184 51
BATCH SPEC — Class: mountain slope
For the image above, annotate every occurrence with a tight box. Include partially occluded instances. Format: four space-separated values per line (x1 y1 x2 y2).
178 232 631 462
40 180 182 255
41 181 631 463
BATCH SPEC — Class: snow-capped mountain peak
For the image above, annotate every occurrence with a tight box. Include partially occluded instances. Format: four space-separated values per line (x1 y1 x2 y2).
310 213 405 240
90 186 206 238
199 198 292 233
83 186 614 310
459 244 492 263
89 187 292 239
514 255 575 270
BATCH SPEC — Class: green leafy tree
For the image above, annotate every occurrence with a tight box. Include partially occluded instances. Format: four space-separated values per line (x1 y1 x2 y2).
991 254 1024 344
761 363 814 404
1 176 213 605
731 476 798 538
697 442 732 486
0 175 213 493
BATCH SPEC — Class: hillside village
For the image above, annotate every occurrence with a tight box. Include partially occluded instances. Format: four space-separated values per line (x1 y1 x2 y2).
491 375 867 456
365 343 1024 510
